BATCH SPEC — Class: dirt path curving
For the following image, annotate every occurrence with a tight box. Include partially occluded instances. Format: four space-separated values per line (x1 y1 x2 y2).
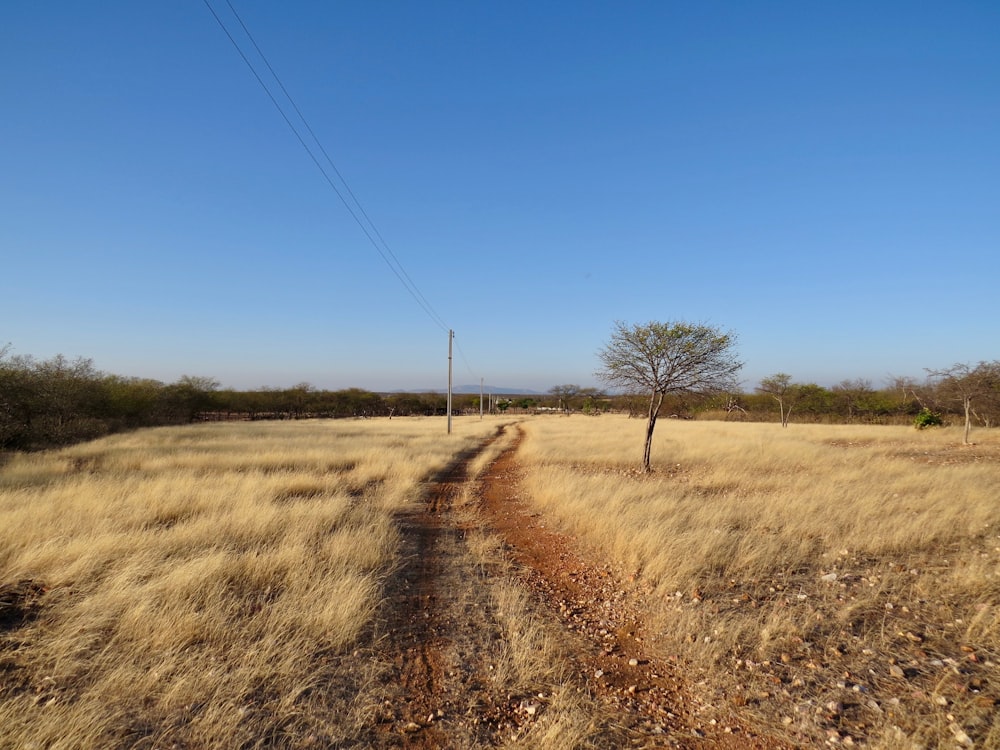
363 424 791 748
476 425 790 749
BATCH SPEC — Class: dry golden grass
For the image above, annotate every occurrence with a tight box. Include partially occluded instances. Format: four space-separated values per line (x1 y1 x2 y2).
454 534 600 750
518 415 1000 748
0 417 503 749
6 413 997 747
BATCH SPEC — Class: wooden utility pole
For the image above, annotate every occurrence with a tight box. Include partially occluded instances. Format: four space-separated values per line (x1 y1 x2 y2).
480 377 484 420
447 329 454 434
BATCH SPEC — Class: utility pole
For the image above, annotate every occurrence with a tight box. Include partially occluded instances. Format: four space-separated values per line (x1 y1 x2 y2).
480 377 484 420
447 329 454 434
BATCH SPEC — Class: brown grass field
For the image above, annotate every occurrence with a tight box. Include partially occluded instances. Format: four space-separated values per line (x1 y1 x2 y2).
1 415 997 748
0 419 509 748
518 416 1000 748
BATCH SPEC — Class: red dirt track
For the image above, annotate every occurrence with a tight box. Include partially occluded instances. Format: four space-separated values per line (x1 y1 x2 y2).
371 424 790 748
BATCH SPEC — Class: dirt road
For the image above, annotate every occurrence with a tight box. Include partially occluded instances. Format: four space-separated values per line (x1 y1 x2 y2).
363 424 789 748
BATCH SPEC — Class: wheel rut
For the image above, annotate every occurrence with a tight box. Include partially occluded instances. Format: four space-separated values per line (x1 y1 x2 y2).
366 424 791 748
476 425 792 748
371 435 491 748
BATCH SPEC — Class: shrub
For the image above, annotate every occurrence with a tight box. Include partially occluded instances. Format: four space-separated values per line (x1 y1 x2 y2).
913 408 943 429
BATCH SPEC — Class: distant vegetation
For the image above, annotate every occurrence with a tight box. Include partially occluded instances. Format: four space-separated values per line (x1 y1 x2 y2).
0 348 451 452
1 344 998 453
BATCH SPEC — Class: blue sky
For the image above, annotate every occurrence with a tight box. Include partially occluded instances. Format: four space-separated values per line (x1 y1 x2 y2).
3 2 997 392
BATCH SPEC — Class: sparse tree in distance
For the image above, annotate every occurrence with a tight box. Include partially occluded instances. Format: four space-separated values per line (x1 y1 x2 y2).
596 320 742 472
926 362 1000 444
548 384 581 413
619 392 647 419
757 373 796 427
580 387 605 414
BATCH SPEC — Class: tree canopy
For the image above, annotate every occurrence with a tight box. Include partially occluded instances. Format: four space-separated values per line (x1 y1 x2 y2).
596 320 742 471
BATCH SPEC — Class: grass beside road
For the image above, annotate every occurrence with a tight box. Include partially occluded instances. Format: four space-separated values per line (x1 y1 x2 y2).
0 418 500 748
4 414 997 748
518 415 1000 748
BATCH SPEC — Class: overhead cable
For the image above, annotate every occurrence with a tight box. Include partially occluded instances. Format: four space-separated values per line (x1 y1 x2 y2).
202 0 450 333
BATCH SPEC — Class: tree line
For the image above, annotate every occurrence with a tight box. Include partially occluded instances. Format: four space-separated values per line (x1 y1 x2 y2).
591 367 1000 429
3 338 997 455
591 320 999 471
0 348 453 452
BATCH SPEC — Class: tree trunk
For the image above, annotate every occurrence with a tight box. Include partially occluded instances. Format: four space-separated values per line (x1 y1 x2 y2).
771 395 788 427
643 391 664 472
964 395 972 445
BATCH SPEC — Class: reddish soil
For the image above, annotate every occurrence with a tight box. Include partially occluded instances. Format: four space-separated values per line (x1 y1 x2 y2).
371 424 792 748
372 441 484 749
477 426 790 749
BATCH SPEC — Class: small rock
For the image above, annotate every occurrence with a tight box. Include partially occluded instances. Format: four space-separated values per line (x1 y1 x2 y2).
949 723 973 748
628 658 639 666
820 573 838 583
889 665 905 679
402 721 421 733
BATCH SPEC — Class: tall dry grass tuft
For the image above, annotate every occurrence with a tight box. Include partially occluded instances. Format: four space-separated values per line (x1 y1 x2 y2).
0 417 502 748
518 415 1000 747
457 526 612 750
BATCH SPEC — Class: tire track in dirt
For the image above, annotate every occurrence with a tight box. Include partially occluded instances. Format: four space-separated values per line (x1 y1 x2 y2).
371 434 495 748
476 425 792 749
367 423 791 748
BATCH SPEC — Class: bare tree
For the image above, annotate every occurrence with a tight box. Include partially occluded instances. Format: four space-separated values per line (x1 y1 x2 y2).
596 321 742 472
886 374 925 415
756 373 795 427
926 362 1000 444
832 378 876 422
548 384 581 413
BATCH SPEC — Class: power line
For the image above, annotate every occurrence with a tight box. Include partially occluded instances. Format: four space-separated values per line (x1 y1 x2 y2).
202 0 450 333
219 1 441 329
219 0 444 331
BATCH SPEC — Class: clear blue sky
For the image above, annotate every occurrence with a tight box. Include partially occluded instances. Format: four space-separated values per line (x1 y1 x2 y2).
3 2 997 392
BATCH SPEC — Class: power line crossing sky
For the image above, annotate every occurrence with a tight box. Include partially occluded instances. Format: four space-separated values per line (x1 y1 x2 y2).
2 2 997 391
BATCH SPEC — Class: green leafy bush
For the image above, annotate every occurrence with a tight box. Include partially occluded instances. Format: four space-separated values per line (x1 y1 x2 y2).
913 408 943 429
